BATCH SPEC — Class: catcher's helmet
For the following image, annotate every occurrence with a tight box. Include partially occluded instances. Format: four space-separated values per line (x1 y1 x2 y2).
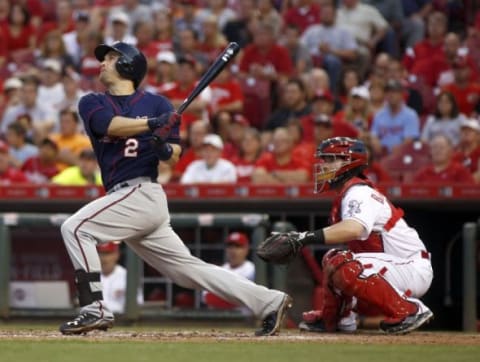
94 42 147 88
314 137 368 193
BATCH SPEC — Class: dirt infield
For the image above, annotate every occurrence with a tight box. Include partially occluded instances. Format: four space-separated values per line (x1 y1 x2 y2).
0 329 479 345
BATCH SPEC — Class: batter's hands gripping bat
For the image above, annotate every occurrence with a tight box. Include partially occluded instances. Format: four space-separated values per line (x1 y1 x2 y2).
177 42 240 115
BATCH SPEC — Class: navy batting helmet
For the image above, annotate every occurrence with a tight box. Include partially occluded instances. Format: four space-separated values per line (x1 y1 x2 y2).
94 42 147 88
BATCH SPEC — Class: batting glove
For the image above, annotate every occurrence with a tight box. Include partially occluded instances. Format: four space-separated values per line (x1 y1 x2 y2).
147 111 181 143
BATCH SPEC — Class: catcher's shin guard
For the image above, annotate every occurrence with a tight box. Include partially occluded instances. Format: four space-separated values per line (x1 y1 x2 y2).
74 269 103 306
325 253 418 320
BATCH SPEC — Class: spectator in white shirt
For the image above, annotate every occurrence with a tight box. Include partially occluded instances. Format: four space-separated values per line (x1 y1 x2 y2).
180 133 237 184
203 232 255 311
97 241 143 314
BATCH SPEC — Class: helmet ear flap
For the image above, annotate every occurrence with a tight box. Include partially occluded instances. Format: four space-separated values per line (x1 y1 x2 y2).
115 56 133 79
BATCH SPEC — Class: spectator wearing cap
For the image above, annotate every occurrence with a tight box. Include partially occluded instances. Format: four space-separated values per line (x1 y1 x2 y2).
163 55 212 140
108 0 152 36
252 127 310 184
52 148 102 186
37 59 66 118
97 241 144 314
203 231 255 311
63 10 91 68
5 122 38 168
172 120 209 182
1 77 23 111
370 79 420 155
50 108 92 169
413 133 475 184
283 0 321 34
148 50 177 91
334 86 374 136
386 59 424 116
1 76 56 143
222 114 250 160
301 3 358 93
230 127 263 183
0 140 28 184
442 55 480 117
21 138 59 183
180 134 237 184
104 12 137 46
312 114 359 147
421 91 466 146
453 118 480 181
264 78 311 137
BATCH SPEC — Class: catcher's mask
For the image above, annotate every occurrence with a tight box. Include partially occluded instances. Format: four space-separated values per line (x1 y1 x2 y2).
314 137 368 193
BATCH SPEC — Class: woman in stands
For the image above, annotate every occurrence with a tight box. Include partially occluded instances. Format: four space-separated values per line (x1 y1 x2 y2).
421 90 466 145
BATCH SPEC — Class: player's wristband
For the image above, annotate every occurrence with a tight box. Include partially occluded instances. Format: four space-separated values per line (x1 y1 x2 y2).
300 229 325 245
156 142 173 161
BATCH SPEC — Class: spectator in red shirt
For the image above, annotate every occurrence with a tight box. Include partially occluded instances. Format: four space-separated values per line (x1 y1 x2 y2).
0 140 28 184
442 56 480 117
363 141 392 184
403 11 447 87
413 133 475 184
239 21 294 86
287 118 316 167
1 4 36 55
210 67 244 138
222 114 250 160
152 8 173 52
282 0 321 34
134 20 162 71
21 138 60 183
231 127 263 183
172 119 209 182
40 0 75 39
252 127 310 184
163 55 212 140
453 118 480 182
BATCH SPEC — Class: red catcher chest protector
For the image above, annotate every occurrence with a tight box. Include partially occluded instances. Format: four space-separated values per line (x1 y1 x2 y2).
329 177 404 253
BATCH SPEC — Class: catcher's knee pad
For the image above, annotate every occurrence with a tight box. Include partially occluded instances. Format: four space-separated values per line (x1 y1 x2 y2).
331 266 418 319
322 249 355 277
75 269 103 306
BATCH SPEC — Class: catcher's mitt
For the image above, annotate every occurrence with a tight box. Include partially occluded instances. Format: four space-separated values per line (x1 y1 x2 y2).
256 231 306 265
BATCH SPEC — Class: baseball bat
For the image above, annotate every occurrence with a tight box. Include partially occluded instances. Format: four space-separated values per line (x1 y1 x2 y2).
177 42 240 115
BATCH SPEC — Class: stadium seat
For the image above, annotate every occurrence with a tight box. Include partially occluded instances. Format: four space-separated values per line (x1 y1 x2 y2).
380 141 431 182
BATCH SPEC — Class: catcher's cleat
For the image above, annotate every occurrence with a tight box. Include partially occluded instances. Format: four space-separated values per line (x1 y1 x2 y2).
299 320 328 333
380 308 433 335
255 294 293 336
59 313 114 335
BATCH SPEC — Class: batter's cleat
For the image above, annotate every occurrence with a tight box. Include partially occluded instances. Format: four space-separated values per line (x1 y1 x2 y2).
59 313 114 335
255 294 293 336
380 308 433 335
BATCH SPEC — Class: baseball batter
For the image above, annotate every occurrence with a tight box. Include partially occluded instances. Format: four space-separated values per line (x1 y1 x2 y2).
59 42 291 336
258 137 433 334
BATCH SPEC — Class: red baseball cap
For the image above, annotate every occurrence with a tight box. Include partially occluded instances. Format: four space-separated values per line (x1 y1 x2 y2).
232 114 250 127
97 241 120 253
225 232 249 247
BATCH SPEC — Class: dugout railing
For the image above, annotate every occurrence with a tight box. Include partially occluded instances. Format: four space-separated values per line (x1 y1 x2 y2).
0 212 277 321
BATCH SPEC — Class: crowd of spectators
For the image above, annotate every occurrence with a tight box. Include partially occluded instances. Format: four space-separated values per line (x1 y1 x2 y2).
0 0 479 187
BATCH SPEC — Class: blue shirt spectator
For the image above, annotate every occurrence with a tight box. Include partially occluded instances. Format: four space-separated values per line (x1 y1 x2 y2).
371 80 420 153
402 0 432 17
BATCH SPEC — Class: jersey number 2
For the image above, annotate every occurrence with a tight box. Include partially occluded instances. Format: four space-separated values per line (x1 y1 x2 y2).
124 138 139 157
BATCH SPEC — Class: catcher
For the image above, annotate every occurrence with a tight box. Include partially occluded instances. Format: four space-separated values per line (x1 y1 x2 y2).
257 137 434 334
